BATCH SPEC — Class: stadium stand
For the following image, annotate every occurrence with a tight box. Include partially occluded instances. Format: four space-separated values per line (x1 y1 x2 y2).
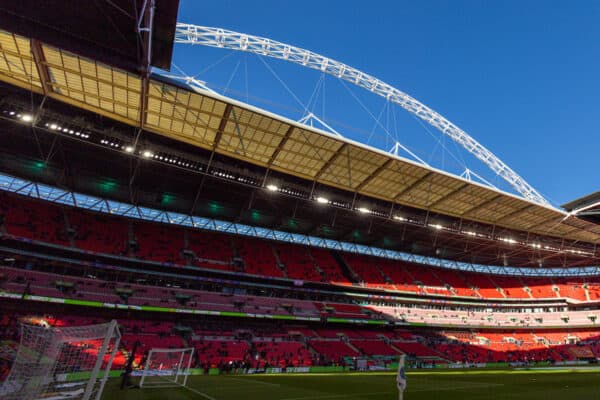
2 191 597 305
2 5 600 395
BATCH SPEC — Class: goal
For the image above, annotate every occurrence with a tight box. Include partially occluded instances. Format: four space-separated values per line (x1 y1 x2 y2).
0 319 121 400
139 347 195 388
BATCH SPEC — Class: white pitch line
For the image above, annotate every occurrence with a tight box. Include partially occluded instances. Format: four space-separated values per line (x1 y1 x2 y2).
225 376 281 386
183 385 218 400
410 383 504 392
281 382 504 400
281 391 393 400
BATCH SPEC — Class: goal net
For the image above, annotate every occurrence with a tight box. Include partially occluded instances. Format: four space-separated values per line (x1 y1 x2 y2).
139 347 194 388
0 320 121 400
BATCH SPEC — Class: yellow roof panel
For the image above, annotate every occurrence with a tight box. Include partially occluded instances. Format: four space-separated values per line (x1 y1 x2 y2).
0 31 42 91
1 28 600 244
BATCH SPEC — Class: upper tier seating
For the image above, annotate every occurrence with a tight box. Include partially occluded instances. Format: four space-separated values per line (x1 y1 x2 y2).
134 223 185 263
311 248 348 284
236 237 284 278
188 230 235 271
1 193 69 246
67 209 129 255
276 243 322 282
0 191 593 303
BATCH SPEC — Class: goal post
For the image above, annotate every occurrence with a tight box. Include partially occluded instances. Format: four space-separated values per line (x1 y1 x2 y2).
0 319 121 400
139 347 195 389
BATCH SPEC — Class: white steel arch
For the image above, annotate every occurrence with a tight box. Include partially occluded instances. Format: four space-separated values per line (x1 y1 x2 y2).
175 24 550 207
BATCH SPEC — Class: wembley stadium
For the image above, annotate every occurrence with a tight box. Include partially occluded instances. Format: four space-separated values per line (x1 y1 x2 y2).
0 1 599 399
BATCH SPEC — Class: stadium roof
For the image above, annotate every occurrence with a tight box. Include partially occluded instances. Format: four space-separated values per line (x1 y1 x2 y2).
563 191 600 225
1 27 600 245
0 0 179 72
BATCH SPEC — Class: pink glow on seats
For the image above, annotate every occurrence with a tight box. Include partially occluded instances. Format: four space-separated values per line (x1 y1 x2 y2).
188 230 235 271
236 238 284 278
308 339 359 360
311 248 348 284
134 223 184 263
276 244 322 282
1 191 599 304
1 194 69 245
68 209 128 255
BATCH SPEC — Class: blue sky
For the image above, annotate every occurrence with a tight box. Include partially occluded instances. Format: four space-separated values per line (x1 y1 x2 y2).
173 1 600 207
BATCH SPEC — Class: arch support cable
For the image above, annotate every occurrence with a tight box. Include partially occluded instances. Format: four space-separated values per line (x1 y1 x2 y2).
174 24 550 207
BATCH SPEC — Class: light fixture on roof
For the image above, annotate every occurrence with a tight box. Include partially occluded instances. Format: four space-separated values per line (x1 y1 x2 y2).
142 150 154 158
124 146 134 153
357 207 370 214
393 215 406 222
429 223 443 230
49 123 58 130
266 184 279 192
20 114 33 122
316 196 330 204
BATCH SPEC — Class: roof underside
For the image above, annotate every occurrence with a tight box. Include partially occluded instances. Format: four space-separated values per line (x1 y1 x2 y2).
563 191 600 225
1 28 600 245
0 0 179 72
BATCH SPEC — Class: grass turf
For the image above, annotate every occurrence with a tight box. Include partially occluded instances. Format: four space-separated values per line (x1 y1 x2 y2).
101 369 600 400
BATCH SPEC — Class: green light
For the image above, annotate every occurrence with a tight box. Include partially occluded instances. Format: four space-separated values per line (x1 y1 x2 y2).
98 179 117 193
288 218 298 229
28 160 46 173
251 209 261 222
353 230 361 239
208 201 223 214
161 193 175 205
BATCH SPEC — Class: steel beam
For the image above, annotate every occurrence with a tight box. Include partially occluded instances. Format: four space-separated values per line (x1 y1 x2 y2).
314 143 348 180
30 39 52 96
267 125 295 168
393 171 433 201
354 158 394 192
462 194 503 217
427 182 470 210
175 24 551 206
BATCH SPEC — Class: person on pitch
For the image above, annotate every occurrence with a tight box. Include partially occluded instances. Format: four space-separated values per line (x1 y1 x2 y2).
397 354 407 400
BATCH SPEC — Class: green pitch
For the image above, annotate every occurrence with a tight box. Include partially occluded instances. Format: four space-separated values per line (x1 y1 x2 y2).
101 369 600 400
